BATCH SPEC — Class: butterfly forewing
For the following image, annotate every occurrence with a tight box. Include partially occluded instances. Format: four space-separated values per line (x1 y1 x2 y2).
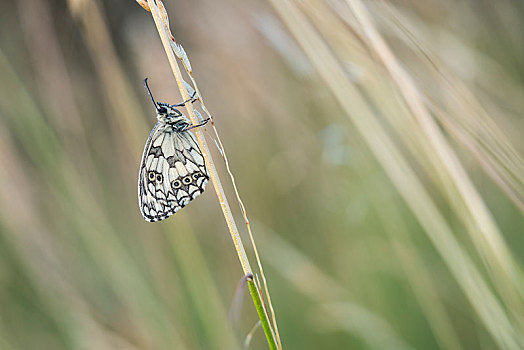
138 121 209 222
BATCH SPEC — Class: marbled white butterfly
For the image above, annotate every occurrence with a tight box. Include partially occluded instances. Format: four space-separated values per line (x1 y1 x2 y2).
138 79 209 222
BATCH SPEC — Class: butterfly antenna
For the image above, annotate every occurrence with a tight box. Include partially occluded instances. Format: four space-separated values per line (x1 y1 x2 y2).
143 78 159 110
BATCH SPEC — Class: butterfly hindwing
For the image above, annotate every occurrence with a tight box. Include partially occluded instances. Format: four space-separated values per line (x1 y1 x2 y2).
138 122 209 222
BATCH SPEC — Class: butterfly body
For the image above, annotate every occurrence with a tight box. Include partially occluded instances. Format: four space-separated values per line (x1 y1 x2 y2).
138 81 209 222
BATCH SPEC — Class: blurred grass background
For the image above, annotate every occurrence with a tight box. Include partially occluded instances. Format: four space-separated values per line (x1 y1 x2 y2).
0 0 523 349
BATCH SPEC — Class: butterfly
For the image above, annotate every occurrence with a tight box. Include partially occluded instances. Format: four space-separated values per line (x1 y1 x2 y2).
138 78 210 222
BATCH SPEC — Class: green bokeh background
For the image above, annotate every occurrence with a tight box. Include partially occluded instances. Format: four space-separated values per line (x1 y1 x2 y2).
0 0 523 349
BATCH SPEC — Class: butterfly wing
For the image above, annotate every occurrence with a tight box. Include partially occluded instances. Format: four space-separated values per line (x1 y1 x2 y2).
138 122 209 222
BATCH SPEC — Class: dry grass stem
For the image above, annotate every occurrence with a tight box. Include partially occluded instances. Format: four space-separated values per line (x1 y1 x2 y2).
144 0 281 347
146 0 251 275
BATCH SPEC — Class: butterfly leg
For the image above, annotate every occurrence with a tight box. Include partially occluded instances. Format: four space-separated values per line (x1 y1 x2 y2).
171 91 198 107
184 118 210 131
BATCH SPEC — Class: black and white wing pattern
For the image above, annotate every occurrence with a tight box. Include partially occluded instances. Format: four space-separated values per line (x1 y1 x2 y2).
138 123 209 222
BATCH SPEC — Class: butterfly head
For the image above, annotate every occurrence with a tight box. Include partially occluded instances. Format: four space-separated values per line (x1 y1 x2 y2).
155 102 186 124
143 78 185 124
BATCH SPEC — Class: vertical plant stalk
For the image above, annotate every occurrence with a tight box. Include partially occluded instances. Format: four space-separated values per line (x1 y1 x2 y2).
141 1 280 349
247 274 278 350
